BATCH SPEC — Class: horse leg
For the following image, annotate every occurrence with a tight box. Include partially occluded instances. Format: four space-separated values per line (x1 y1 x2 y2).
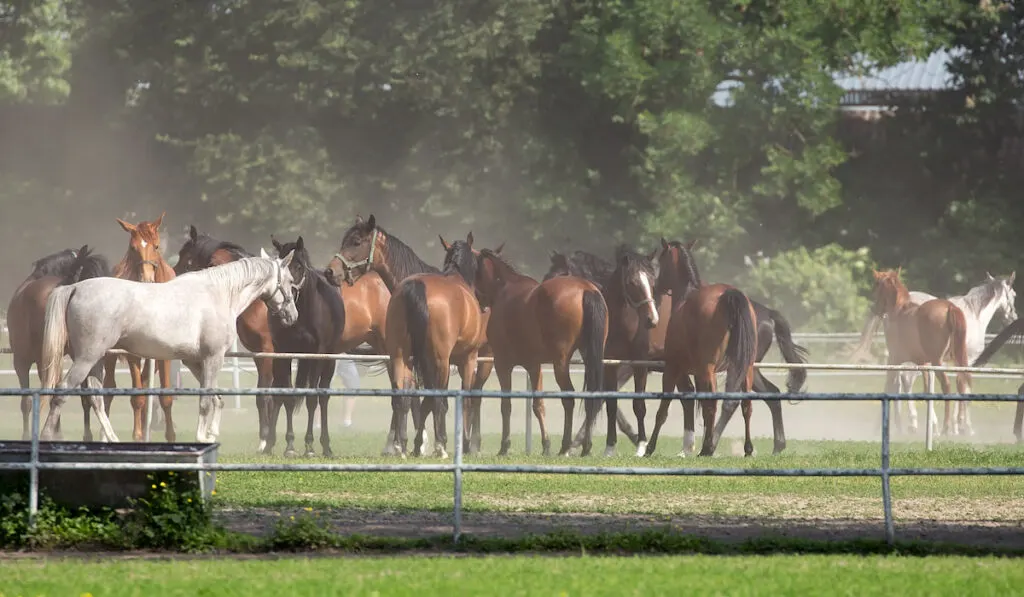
633 367 650 457
457 354 479 457
552 360 580 457
264 358 292 455
525 363 550 457
646 369 680 457
678 376 697 456
252 356 274 452
901 370 919 433
126 356 147 441
936 370 955 436
156 359 176 442
495 364 514 456
752 370 785 454
295 361 318 457
695 369 720 457
17 356 41 441
432 357 453 460
319 361 336 458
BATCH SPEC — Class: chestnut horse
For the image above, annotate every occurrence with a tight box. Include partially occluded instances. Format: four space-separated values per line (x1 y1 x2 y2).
475 246 609 457
174 225 277 451
8 246 112 440
105 213 178 441
645 240 760 457
267 236 346 457
385 234 487 458
871 269 971 435
328 214 494 456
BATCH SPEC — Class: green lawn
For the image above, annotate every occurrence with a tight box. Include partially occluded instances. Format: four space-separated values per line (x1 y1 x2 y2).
2 555 1022 596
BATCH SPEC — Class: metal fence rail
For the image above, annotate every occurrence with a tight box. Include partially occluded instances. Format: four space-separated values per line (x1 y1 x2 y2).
3 386 1023 547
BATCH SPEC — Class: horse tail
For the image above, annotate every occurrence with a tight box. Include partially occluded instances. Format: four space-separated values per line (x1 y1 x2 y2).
721 288 758 393
947 305 971 390
402 279 435 389
765 306 810 396
972 318 1024 367
580 289 607 393
41 285 74 389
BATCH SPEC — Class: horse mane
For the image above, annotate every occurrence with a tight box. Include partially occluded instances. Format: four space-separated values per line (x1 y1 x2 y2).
667 240 702 290
60 248 111 285
479 248 525 277
442 241 477 287
29 249 79 280
382 230 439 279
193 234 253 264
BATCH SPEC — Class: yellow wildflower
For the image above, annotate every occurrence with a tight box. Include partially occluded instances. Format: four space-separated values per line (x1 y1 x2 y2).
150 484 156 489
304 507 313 512
211 490 217 495
159 482 167 488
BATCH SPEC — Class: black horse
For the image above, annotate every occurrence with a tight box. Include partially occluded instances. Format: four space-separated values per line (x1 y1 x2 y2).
545 243 809 455
267 236 346 457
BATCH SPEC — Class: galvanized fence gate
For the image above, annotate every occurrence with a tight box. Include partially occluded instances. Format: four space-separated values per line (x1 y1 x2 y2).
3 385 1024 547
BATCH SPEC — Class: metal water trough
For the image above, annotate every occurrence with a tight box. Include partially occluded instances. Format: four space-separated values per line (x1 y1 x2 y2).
0 442 219 509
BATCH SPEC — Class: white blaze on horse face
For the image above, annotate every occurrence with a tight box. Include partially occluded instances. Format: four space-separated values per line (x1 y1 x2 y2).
140 239 148 248
640 272 658 327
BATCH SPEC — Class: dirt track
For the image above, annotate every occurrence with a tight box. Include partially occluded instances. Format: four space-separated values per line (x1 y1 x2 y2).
216 507 1024 550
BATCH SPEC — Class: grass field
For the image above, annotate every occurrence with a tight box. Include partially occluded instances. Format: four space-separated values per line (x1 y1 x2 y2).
2 555 1024 596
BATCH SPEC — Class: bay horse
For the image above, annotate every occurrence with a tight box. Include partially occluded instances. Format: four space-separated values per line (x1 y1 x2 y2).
475 245 609 456
327 214 495 456
174 225 278 451
385 233 487 458
971 318 1024 443
39 252 300 443
547 243 808 455
851 272 1016 435
870 268 972 435
267 236 346 457
644 239 760 457
105 213 179 441
8 246 112 440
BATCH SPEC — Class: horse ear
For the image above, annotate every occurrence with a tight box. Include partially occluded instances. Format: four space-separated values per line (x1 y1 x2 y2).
367 214 376 229
154 212 165 229
260 247 270 259
686 239 698 251
495 242 505 255
896 266 903 278
986 271 995 281
281 249 296 269
1011 271 1016 284
296 236 305 251
466 231 474 246
647 248 658 261
439 235 450 251
116 218 136 233
355 214 364 224
189 225 198 241
78 244 90 257
660 237 669 250
271 236 283 252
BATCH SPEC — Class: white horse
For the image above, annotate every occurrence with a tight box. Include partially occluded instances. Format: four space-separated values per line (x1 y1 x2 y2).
38 250 299 443
856 273 1016 435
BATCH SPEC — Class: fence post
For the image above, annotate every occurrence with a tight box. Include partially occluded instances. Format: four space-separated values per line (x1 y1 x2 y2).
28 391 41 529
924 369 935 452
453 391 464 543
881 394 895 546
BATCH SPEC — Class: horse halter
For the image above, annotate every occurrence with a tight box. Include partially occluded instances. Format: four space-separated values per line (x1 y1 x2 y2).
265 260 295 317
621 268 655 311
335 227 379 285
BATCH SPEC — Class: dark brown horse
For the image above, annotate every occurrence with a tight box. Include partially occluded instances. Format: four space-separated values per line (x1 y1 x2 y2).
174 225 278 451
328 214 495 456
871 268 971 435
475 246 609 456
385 233 488 458
971 318 1024 443
8 247 112 440
267 236 346 457
547 243 807 455
645 240 760 457
105 213 178 441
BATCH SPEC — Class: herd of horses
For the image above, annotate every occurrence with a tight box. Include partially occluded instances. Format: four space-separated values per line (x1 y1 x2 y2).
6 212 1024 459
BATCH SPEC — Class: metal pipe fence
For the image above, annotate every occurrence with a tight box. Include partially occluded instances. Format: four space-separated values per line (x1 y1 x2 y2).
3 386 1024 546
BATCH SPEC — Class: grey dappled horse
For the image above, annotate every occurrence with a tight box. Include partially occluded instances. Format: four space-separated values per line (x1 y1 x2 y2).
38 250 299 443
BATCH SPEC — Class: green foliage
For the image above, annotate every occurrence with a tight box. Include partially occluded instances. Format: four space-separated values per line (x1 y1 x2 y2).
125 471 220 552
268 512 337 551
737 244 876 331
0 1 77 104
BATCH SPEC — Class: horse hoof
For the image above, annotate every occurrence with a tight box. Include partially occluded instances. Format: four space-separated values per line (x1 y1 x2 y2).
635 441 648 458
322 450 334 459
675 450 687 458
435 447 449 459
303 450 316 458
257 440 267 453
603 446 616 458
283 450 298 459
